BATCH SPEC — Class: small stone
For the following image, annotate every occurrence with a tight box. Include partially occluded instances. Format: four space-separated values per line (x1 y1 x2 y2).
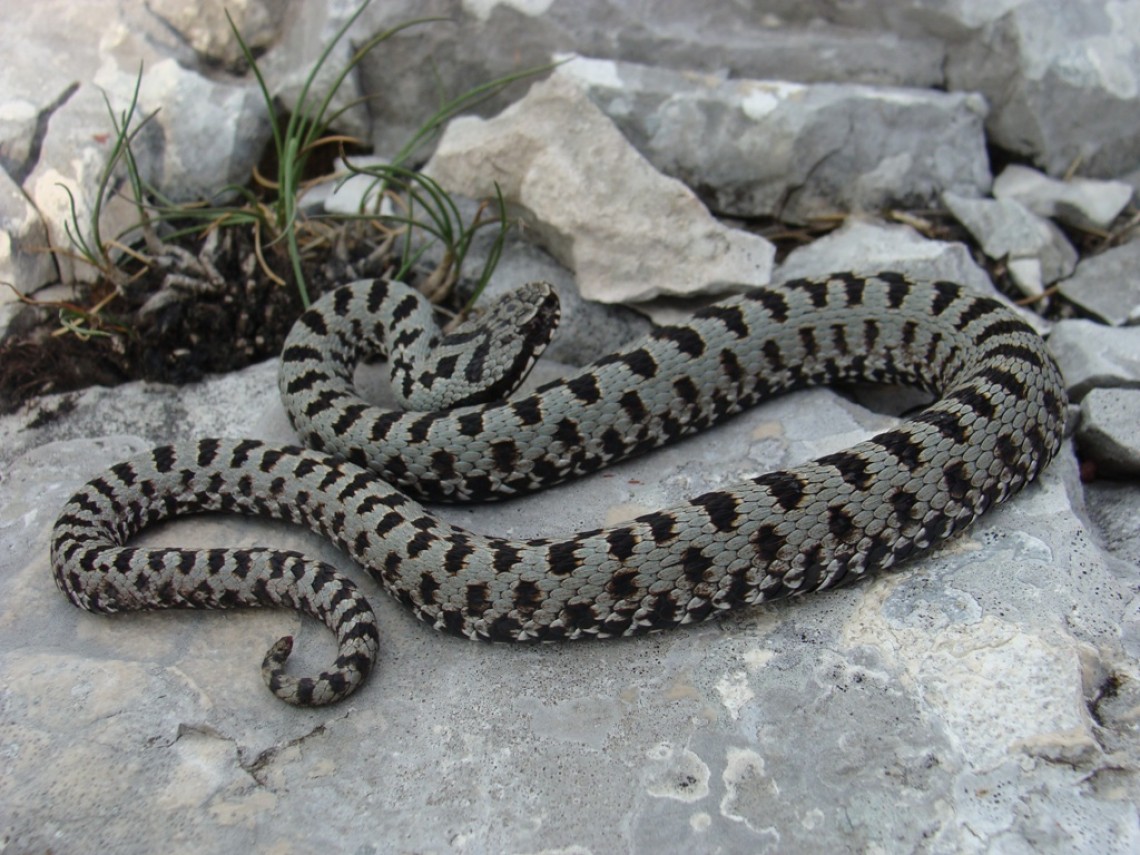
1055 239 1140 326
1078 388 1140 476
1048 321 1140 401
942 191 1078 299
0 168 54 305
425 74 775 303
299 156 396 217
992 164 1134 232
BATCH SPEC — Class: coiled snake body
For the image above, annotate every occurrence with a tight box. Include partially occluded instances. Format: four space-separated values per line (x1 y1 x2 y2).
51 274 1067 705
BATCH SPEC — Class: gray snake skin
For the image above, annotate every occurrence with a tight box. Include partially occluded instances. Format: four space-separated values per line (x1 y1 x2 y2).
51 274 1068 705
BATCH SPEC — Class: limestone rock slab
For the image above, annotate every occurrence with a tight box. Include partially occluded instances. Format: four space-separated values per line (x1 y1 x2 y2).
560 55 991 222
2 340 1136 852
425 74 775 302
945 0 1140 178
1056 239 1140 326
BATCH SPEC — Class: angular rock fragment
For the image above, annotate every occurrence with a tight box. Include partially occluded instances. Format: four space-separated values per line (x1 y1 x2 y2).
425 74 774 303
1078 388 1140 476
942 191 1078 300
1055 240 1140 326
992 164 1134 232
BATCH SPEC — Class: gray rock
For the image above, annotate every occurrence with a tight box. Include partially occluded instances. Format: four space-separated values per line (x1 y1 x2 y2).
21 83 164 285
258 1 372 144
0 168 55 303
992 164 1135 232
0 359 282 474
1048 320 1140 401
21 66 268 286
3 327 1138 852
146 0 281 72
132 61 272 205
560 55 990 222
772 218 1051 331
424 74 775 303
943 191 1078 299
297 155 394 217
0 88 44 184
1078 388 1140 476
7 0 1140 309
945 0 1140 178
0 0 273 291
314 0 1140 186
333 1 949 159
1083 480 1140 567
0 0 154 291
777 218 995 293
1056 239 1140 326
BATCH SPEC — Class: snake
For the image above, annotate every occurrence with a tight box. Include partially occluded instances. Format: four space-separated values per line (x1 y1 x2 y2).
51 273 1068 705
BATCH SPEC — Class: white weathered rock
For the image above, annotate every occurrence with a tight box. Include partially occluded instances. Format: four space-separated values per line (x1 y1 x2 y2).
1078 388 1140 476
992 164 1134 232
425 74 775 302
942 191 1078 299
146 0 280 71
945 0 1140 178
1056 239 1140 326
0 168 55 305
559 55 991 222
24 61 271 284
1048 320 1140 401
298 155 395 217
1 1 272 286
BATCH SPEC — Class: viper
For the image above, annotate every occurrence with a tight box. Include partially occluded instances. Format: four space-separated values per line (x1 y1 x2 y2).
51 274 1068 705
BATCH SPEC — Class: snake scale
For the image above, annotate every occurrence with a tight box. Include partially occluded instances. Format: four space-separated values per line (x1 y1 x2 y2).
51 273 1067 705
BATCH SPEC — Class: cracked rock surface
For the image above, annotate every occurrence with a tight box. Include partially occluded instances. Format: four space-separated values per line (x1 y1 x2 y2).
4 230 1140 850
2 347 1138 853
